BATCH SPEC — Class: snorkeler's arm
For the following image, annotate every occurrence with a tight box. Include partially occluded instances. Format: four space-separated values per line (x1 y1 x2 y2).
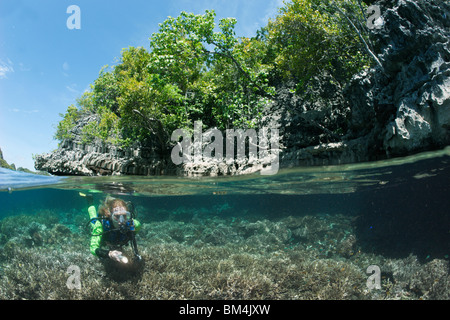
88 205 109 257
133 219 141 233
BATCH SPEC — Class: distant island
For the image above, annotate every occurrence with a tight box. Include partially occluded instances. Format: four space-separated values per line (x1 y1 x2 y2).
34 0 450 176
0 147 49 175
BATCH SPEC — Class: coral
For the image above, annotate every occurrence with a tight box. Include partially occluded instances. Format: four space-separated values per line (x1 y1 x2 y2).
0 207 448 300
407 259 449 300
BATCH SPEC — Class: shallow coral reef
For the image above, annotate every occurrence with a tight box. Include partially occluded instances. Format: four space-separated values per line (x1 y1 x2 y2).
0 207 448 300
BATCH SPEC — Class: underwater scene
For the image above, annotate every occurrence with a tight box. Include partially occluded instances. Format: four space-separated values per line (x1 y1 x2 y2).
0 148 449 301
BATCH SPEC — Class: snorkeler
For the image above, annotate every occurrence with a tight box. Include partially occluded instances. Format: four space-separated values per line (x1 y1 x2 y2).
81 193 142 264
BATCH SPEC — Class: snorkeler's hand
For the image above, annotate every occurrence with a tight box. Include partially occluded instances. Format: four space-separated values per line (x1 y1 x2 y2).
109 250 128 264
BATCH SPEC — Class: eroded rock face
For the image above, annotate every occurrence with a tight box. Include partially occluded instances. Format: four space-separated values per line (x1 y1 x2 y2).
35 0 450 176
261 0 450 168
34 139 174 176
376 0 450 155
344 0 450 158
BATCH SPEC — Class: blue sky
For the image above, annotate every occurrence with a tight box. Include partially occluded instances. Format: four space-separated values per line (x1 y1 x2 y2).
0 0 283 171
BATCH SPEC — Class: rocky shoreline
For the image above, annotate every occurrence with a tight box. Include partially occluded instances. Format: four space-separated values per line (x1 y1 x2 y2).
34 0 450 177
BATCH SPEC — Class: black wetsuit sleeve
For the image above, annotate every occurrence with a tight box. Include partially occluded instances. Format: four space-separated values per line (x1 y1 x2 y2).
95 248 110 258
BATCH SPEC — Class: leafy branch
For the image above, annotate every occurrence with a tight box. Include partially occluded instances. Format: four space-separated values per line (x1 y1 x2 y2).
331 1 384 70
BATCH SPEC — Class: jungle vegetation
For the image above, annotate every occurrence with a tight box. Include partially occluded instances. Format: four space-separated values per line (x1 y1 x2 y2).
55 0 376 151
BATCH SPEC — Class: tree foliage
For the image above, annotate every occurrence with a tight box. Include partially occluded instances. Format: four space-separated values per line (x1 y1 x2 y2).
267 0 373 92
54 105 80 141
55 1 374 150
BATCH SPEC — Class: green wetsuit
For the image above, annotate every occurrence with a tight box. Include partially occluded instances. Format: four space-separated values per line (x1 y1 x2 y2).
88 205 141 258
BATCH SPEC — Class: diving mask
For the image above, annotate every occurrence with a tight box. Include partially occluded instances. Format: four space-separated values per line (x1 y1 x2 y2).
111 206 131 227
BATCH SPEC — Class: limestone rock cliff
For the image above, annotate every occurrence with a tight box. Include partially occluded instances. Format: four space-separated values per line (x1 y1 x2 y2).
280 0 450 167
34 139 175 176
352 0 449 155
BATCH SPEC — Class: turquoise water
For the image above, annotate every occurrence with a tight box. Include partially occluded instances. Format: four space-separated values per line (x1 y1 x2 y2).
0 148 449 300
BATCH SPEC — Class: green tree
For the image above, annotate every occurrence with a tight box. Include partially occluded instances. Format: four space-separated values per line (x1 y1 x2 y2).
205 36 275 129
149 10 275 130
91 67 121 115
54 105 80 141
79 105 120 145
54 3 377 152
115 47 187 149
267 0 372 92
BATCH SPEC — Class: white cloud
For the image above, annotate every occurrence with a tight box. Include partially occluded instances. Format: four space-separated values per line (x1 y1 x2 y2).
8 108 39 114
62 62 70 77
66 84 80 94
0 59 14 79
